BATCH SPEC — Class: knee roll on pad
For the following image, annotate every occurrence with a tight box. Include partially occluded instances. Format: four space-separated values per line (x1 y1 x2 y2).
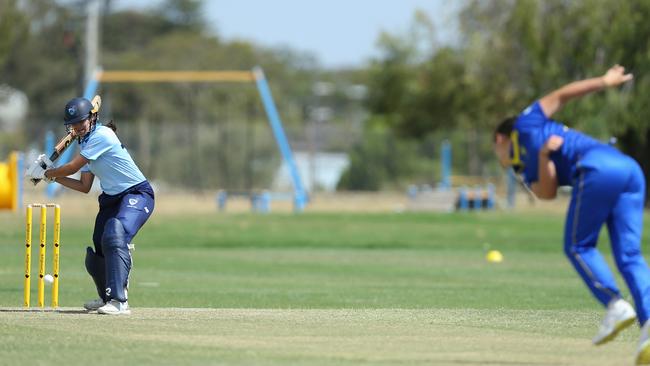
85 246 105 277
85 247 107 302
101 218 128 251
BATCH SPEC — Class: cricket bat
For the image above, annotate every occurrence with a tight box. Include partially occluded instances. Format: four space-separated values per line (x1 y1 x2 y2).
30 95 101 185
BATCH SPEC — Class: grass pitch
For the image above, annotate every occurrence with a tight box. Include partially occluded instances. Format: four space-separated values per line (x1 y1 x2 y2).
0 207 645 365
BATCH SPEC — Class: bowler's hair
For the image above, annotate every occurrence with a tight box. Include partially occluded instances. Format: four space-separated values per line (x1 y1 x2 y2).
494 116 516 142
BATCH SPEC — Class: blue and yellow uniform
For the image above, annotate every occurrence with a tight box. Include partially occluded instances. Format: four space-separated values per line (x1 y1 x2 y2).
514 101 650 324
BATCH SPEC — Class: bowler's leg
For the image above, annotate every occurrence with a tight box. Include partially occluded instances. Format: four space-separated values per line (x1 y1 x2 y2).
564 167 638 345
564 170 621 305
607 162 650 364
608 174 650 325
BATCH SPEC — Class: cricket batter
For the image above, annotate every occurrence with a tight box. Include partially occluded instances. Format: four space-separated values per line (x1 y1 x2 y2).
27 96 155 315
494 65 650 364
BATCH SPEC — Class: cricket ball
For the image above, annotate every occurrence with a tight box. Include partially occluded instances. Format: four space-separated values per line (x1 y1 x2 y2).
486 250 504 263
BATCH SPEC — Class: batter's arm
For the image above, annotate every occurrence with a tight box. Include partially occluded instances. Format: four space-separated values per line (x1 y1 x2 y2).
53 172 95 194
44 154 89 178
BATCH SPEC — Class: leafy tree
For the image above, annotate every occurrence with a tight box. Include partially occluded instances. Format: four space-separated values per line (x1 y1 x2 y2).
355 0 650 194
158 0 206 33
0 0 28 72
1 1 81 135
0 0 322 191
459 0 650 198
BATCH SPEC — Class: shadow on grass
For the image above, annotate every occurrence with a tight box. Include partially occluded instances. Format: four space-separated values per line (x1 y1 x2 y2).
444 359 568 365
0 307 89 314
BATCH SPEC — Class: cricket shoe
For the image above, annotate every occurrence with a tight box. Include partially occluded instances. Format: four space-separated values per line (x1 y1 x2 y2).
83 298 106 311
637 320 650 364
97 300 131 315
592 298 636 345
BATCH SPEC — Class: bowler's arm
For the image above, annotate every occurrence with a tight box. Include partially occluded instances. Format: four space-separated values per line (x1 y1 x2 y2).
539 65 633 118
530 154 558 200
530 135 564 200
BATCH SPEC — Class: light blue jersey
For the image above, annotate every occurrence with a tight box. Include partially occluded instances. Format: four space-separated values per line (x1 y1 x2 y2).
79 124 146 195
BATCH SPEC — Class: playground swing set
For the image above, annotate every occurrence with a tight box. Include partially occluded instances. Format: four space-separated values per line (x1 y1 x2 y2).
0 151 23 211
39 66 308 213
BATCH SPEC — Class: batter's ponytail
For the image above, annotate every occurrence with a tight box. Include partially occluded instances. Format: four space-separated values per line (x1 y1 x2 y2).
105 120 117 133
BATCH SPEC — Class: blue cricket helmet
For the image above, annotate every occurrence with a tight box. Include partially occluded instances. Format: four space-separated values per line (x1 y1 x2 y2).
63 97 93 125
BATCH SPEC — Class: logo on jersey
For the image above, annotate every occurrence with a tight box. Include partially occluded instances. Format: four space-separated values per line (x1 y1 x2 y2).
127 198 139 209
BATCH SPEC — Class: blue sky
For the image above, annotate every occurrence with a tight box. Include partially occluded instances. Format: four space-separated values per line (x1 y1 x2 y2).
113 0 460 68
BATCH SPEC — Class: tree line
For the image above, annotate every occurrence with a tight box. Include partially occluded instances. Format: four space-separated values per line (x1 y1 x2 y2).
341 0 650 194
3 0 650 195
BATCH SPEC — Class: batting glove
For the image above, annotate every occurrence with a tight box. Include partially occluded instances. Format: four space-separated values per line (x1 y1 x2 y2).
35 154 54 169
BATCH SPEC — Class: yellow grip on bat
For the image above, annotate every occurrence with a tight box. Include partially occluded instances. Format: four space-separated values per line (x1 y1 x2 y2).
90 95 102 114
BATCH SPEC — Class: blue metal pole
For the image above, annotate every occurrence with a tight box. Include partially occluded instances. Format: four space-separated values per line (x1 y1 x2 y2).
459 187 469 211
260 190 271 213
45 131 55 160
83 77 100 100
473 186 483 210
440 140 451 190
216 190 227 211
487 183 495 210
45 131 58 198
252 66 307 212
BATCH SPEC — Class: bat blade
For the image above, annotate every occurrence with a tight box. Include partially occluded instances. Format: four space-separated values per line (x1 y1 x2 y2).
49 132 75 162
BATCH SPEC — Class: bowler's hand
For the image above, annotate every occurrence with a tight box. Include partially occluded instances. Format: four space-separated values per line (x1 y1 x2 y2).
602 64 633 87
541 135 564 156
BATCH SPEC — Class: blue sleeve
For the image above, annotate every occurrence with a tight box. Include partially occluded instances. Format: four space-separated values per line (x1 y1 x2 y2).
515 101 547 184
80 130 112 161
517 101 548 128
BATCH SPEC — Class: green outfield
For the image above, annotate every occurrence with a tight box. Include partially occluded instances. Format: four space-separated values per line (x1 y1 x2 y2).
0 209 645 365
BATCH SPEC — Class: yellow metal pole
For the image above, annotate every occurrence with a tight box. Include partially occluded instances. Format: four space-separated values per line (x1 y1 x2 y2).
24 205 32 308
52 205 60 308
97 70 255 83
37 205 46 308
